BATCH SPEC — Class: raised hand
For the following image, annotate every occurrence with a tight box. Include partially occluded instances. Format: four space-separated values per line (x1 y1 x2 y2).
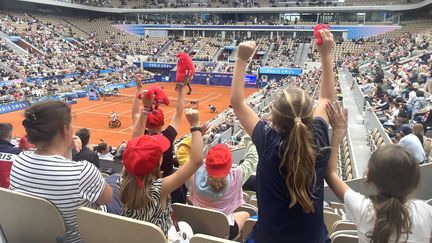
317 29 334 58
326 102 348 134
236 41 256 62
72 135 82 153
201 121 211 134
141 90 154 108
185 108 200 127
135 73 143 91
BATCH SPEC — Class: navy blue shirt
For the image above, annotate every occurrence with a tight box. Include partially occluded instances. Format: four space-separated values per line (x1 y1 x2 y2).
250 118 330 242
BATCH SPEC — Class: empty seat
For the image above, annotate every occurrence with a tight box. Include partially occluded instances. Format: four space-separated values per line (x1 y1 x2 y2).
330 230 359 243
248 198 258 207
172 203 231 239
241 218 257 241
333 220 357 232
77 207 167 243
424 139 432 155
324 211 342 236
331 234 359 243
190 234 237 243
0 187 65 243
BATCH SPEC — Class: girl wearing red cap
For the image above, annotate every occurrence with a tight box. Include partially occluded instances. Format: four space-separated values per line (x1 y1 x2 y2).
230 30 335 242
120 91 204 237
133 72 193 204
189 136 258 240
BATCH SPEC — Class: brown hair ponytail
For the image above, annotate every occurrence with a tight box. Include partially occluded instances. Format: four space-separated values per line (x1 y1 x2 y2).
368 195 411 243
366 145 420 243
272 88 316 213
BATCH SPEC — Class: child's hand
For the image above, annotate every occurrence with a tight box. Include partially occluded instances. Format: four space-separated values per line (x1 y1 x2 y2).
72 135 82 153
237 41 256 62
141 90 154 108
326 102 348 135
201 121 210 134
317 29 334 58
136 73 143 91
186 108 200 127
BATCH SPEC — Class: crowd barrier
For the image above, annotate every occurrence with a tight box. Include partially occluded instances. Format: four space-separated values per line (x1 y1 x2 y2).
343 68 366 113
364 102 393 145
26 68 122 83
324 163 432 202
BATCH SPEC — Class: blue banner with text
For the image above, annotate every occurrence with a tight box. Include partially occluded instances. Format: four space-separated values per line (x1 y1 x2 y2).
258 67 302 76
0 100 30 114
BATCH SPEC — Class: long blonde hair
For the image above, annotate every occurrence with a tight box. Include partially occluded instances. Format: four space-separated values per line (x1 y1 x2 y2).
272 88 316 213
120 167 161 210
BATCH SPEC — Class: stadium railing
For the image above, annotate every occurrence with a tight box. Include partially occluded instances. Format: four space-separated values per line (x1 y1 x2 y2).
324 162 432 202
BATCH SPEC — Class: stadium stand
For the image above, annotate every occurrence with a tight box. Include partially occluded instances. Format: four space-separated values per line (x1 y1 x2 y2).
1 0 432 242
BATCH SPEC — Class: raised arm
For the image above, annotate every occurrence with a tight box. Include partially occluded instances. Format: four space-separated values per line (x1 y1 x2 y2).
131 90 154 138
239 135 258 184
170 71 192 131
161 109 203 196
230 41 260 137
314 29 335 123
131 73 143 126
324 102 351 202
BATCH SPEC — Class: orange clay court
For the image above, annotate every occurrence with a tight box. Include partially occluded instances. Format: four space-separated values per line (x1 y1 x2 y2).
1 82 256 146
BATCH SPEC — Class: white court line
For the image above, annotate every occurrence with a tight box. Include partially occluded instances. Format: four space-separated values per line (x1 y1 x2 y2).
73 96 132 115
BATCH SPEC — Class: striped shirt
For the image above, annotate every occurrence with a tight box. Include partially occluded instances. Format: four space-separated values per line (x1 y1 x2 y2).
121 178 173 236
10 151 105 243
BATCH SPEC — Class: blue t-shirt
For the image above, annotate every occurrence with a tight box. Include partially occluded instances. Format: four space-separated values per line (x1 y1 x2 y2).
250 118 330 242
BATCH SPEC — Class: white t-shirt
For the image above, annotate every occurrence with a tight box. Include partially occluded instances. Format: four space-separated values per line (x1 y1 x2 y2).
10 151 105 243
399 134 426 163
344 189 432 243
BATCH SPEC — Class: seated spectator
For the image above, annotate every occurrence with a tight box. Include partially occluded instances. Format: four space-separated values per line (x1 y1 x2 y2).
189 137 258 240
175 135 192 167
398 126 427 164
73 128 100 168
10 101 112 242
114 140 127 160
0 123 21 188
96 142 114 160
326 103 432 242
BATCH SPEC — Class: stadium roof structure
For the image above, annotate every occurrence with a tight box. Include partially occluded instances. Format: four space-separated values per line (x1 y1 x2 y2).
13 0 432 13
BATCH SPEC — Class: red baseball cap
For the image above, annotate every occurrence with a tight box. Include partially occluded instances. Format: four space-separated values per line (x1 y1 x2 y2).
123 135 170 187
137 86 170 106
18 136 34 150
146 109 165 129
206 144 232 178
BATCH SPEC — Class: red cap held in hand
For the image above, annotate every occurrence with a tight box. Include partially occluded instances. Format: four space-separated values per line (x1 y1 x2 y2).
123 135 170 188
176 52 195 84
314 24 331 46
137 86 170 106
205 144 233 178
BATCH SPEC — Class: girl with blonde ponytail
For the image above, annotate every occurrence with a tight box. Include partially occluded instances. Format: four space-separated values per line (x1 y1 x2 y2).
326 103 432 243
230 29 336 242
